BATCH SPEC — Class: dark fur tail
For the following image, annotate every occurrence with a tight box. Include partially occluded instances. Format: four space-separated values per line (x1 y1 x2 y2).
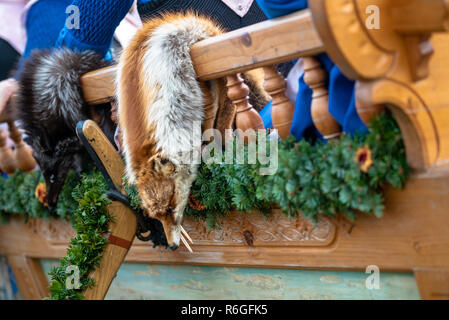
16 48 110 210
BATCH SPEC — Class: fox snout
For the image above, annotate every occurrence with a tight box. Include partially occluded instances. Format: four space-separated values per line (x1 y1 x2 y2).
165 224 181 250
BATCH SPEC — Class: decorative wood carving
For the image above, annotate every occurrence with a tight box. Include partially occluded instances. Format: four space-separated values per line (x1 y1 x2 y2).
303 56 341 139
404 34 434 82
310 0 449 170
11 212 336 249
309 0 396 81
173 213 334 247
355 82 385 126
3 173 449 300
263 66 294 138
391 0 449 34
226 73 265 136
7 121 37 172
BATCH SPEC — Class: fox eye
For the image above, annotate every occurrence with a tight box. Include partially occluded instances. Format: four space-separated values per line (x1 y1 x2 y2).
167 206 173 214
160 158 169 165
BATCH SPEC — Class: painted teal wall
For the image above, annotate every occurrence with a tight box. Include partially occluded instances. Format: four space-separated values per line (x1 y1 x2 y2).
40 260 419 300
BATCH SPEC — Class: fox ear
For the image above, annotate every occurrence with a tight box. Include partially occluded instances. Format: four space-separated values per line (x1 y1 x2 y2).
151 155 175 176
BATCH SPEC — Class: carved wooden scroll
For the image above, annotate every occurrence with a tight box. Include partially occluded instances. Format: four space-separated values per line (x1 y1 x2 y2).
355 83 385 127
310 0 449 170
263 66 294 138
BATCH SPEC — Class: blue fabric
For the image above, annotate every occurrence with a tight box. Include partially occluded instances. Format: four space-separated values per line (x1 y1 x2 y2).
23 0 72 58
56 0 134 58
7 263 19 296
19 0 133 73
256 0 308 18
256 0 368 139
259 100 273 129
291 73 322 140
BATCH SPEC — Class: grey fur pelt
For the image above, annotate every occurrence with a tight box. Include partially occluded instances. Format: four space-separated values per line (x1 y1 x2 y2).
17 48 110 210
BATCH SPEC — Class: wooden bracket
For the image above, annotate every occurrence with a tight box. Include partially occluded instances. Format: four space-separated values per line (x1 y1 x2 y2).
404 34 434 82
76 120 137 300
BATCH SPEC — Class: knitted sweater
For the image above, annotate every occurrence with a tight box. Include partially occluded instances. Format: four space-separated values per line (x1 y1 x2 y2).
137 0 267 31
23 0 134 59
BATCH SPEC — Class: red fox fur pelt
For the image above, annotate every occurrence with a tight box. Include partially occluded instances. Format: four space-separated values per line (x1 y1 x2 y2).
117 13 269 249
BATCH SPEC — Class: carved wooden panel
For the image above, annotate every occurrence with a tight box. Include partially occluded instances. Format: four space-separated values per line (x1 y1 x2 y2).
184 213 334 247
21 212 336 249
136 212 335 248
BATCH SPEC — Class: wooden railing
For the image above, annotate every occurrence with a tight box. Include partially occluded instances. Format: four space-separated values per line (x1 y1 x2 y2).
81 1 449 172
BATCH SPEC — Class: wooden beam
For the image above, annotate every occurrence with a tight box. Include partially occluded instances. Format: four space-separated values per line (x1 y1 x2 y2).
81 9 324 104
414 268 449 300
7 255 49 300
80 66 117 105
191 10 324 80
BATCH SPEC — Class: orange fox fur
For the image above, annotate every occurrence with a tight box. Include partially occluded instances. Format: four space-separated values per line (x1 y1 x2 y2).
117 12 269 249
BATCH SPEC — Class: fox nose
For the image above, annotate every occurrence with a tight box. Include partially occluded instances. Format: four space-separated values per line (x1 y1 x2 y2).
169 244 179 251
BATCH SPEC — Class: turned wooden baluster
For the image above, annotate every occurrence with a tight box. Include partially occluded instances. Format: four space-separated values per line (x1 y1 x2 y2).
200 82 217 132
263 66 294 138
226 73 265 138
7 121 36 172
0 127 16 174
303 57 341 140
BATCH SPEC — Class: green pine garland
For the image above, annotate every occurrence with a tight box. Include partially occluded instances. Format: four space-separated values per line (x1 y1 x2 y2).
46 171 112 300
182 112 409 228
0 170 79 223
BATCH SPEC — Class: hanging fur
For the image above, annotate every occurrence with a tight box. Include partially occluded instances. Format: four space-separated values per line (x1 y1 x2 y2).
117 12 269 249
17 48 113 211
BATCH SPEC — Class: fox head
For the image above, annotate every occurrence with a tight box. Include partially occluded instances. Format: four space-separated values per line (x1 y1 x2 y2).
135 153 197 249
